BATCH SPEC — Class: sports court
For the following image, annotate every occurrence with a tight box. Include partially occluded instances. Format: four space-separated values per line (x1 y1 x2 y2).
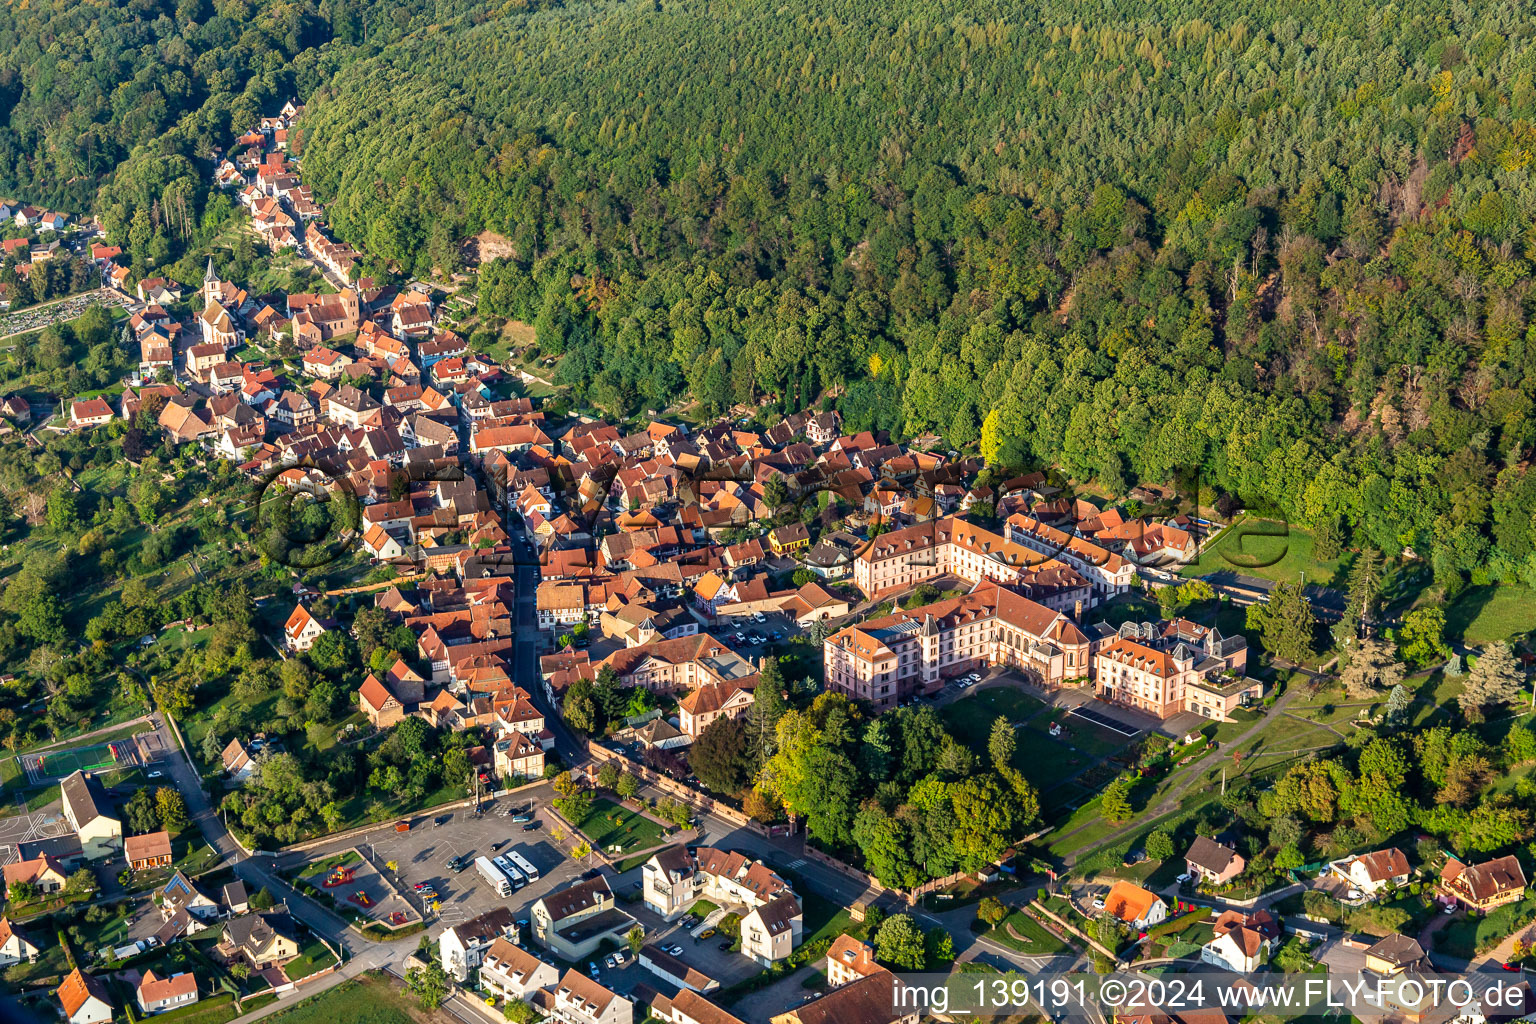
1068 703 1142 737
17 729 163 785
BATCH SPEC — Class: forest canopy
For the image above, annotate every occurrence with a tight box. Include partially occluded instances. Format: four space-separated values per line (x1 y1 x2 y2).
296 0 1536 597
7 0 1536 596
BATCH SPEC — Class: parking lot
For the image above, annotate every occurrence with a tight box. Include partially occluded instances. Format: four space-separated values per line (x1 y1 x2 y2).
347 795 578 932
289 790 774 992
714 607 803 659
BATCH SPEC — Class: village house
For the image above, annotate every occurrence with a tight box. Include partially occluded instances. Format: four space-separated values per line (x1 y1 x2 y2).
219 913 302 970
137 970 199 1016
124 831 174 871
438 907 518 981
769 973 914 1024
1200 909 1279 973
221 739 257 781
1439 855 1526 912
551 970 634 1024
358 674 409 728
1330 848 1410 897
0 917 40 966
3 855 67 894
1364 934 1428 976
68 397 114 431
60 771 121 860
641 847 802 964
824 934 881 988
650 990 747 1024
58 968 114 1024
530 876 637 961
160 871 220 922
477 936 560 1002
284 603 327 651
600 634 760 696
677 679 755 739
494 730 545 781
1184 836 1245 886
1101 880 1166 930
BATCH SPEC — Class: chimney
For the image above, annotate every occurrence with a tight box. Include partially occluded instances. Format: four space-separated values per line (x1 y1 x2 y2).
1074 600 1082 620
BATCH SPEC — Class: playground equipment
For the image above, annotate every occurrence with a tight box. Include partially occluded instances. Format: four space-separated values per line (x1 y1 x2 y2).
351 890 372 907
322 866 357 887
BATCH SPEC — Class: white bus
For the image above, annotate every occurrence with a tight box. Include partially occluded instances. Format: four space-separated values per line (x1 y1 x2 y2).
475 856 513 898
493 855 526 889
508 849 539 882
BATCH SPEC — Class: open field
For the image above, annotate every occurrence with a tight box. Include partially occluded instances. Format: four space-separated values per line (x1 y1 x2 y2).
1179 521 1343 586
1440 585 1535 645
265 975 442 1024
570 798 667 856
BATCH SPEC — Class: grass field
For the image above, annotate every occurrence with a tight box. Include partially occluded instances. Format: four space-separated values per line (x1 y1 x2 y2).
1438 900 1536 960
282 938 339 982
267 976 427 1024
799 889 866 948
941 687 1048 748
571 798 666 855
989 909 1074 956
1440 585 1534 645
1179 520 1343 586
942 686 1130 803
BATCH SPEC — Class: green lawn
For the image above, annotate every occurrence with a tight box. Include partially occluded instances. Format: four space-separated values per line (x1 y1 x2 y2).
800 889 861 948
1441 585 1535 645
262 976 416 1024
1438 902 1536 960
943 687 1124 800
1242 715 1343 756
941 688 1048 749
282 938 339 982
1179 520 1343 586
570 798 666 855
988 909 1074 956
0 940 69 988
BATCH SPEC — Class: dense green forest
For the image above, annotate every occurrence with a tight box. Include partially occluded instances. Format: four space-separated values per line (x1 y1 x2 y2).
0 0 475 267
6 0 1536 596
294 0 1536 596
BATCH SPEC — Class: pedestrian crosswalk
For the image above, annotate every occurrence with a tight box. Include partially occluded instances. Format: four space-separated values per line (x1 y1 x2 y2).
785 858 807 870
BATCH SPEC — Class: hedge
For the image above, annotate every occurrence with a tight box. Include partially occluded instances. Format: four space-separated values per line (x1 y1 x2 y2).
1146 907 1211 942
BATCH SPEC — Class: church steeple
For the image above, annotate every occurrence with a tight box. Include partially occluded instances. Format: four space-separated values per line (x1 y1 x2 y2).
203 256 219 305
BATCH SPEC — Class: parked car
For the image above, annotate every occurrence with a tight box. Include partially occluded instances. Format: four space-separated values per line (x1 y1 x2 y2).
718 940 733 951
1175 873 1191 884
512 814 532 823
614 951 628 966
434 814 452 826
523 821 542 831
492 840 507 851
698 928 716 940
147 771 164 779
1092 897 1106 910
588 962 600 978
605 955 617 968
667 944 685 956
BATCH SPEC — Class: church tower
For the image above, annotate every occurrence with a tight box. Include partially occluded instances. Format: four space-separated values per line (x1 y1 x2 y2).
203 256 219 306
